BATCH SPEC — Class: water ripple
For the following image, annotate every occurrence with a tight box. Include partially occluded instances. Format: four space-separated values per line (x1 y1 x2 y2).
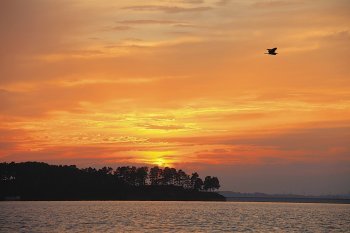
0 201 349 232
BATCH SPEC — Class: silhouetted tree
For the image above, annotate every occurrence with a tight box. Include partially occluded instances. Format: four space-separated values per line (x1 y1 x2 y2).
177 169 190 188
115 166 129 182
194 178 203 191
190 172 205 191
98 167 113 176
136 167 148 186
204 176 212 191
203 176 220 191
82 167 97 174
190 172 199 189
149 166 162 185
115 166 137 185
127 166 137 186
162 167 177 185
211 177 220 191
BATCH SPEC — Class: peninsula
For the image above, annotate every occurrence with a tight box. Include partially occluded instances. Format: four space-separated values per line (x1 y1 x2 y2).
0 162 225 201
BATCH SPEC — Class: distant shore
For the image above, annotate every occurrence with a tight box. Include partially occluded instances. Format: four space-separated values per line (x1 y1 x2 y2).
219 191 350 204
225 197 350 204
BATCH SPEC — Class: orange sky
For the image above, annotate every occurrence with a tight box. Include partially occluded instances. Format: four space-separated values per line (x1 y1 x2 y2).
1 0 350 194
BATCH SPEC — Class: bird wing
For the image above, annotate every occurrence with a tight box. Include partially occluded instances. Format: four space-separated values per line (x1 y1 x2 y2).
268 48 277 52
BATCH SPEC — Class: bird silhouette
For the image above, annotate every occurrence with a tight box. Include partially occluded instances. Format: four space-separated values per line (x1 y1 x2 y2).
265 48 278 55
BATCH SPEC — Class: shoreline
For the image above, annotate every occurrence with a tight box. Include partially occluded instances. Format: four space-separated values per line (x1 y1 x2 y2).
2 191 226 202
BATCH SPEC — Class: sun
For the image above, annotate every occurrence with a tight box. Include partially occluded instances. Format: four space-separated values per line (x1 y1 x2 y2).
154 158 168 167
139 150 175 168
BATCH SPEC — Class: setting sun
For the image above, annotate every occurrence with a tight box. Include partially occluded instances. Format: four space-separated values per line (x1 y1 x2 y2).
139 151 177 168
153 158 167 167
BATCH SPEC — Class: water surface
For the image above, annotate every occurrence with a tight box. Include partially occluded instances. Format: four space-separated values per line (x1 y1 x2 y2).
1 201 349 232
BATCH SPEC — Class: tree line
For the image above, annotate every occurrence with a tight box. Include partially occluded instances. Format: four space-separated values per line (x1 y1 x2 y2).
112 165 220 191
0 162 220 200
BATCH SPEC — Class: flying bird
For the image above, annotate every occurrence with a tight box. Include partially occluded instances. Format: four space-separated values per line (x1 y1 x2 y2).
265 48 278 55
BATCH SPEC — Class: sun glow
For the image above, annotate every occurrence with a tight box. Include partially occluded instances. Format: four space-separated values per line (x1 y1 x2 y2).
139 150 177 168
154 158 167 167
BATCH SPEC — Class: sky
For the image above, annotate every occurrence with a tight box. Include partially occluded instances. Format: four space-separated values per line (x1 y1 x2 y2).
1 0 350 195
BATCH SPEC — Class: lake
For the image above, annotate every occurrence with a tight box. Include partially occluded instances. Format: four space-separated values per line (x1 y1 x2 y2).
1 201 349 232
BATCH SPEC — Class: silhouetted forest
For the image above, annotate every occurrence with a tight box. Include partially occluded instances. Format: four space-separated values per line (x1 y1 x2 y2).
0 162 224 201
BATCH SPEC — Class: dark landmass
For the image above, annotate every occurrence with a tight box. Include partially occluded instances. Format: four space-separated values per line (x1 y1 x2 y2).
220 191 350 204
0 162 225 201
3 186 225 202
